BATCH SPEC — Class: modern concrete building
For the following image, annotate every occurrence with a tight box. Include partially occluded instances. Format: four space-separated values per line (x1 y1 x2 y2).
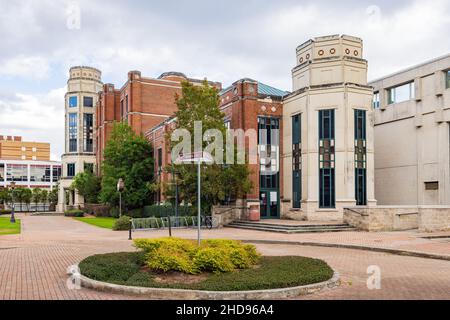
370 54 450 206
0 135 61 190
58 66 103 211
0 159 61 190
0 135 50 161
282 35 376 221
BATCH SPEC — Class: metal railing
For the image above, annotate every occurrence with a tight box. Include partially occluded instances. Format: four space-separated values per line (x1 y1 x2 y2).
131 216 219 232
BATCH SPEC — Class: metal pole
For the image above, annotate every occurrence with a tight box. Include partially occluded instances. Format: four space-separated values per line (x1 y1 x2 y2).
197 160 201 246
128 219 132 240
10 188 15 224
119 192 122 217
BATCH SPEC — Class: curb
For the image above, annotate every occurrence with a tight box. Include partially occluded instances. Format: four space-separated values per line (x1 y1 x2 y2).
242 240 450 261
72 266 340 300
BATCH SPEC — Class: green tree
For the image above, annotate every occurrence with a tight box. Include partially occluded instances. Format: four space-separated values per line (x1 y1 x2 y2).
32 188 42 212
22 188 32 212
15 188 25 211
99 122 154 209
48 187 58 207
166 81 252 213
0 188 11 207
71 171 101 204
41 189 49 211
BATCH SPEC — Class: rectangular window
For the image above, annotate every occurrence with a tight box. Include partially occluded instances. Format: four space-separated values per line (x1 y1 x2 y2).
52 166 62 182
125 95 129 114
30 165 51 182
69 96 77 108
292 114 301 208
0 164 4 181
83 96 94 107
6 164 28 182
387 82 415 104
424 181 439 190
83 113 94 152
446 70 450 89
354 110 367 206
67 163 75 178
373 92 380 109
319 110 335 208
157 148 163 170
258 116 280 188
84 163 94 173
69 113 77 152
120 100 124 119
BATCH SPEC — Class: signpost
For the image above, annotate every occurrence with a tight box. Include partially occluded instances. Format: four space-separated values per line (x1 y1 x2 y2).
176 151 213 246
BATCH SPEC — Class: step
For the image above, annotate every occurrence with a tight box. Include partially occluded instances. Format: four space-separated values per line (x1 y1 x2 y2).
228 222 353 231
225 224 358 234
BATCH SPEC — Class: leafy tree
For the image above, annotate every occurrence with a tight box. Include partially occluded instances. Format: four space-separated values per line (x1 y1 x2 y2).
22 188 32 212
32 188 42 212
0 188 11 206
99 122 154 209
165 81 252 214
15 188 25 211
48 187 58 206
71 171 101 204
41 189 49 211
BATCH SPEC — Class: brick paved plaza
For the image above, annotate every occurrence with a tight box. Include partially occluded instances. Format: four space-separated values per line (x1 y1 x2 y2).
0 214 449 300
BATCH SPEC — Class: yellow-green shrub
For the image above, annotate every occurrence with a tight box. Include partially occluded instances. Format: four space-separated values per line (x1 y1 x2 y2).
133 237 261 274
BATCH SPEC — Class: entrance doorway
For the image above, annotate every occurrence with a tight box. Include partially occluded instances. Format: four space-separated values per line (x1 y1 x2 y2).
260 190 279 218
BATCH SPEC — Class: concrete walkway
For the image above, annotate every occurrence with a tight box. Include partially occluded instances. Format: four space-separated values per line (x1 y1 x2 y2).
0 214 449 300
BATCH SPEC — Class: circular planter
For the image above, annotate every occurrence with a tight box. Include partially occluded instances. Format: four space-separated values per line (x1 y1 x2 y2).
71 266 340 300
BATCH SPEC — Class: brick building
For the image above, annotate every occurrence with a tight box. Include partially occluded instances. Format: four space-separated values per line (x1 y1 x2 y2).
95 71 221 174
145 79 288 216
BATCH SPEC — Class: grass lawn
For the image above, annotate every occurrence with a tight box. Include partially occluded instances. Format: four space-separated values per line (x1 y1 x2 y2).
79 251 334 291
74 217 117 229
0 217 21 236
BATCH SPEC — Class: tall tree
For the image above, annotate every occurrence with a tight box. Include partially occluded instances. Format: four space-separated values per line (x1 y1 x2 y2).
71 171 101 204
32 188 42 212
99 122 154 209
166 81 252 214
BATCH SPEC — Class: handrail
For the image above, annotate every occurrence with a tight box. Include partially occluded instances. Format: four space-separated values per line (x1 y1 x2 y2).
345 208 369 216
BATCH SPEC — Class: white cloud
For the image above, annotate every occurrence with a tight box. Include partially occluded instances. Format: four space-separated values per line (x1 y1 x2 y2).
0 55 50 80
0 87 65 161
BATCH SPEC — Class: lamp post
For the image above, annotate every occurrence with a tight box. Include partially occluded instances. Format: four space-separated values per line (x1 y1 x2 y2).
10 182 16 224
117 178 124 217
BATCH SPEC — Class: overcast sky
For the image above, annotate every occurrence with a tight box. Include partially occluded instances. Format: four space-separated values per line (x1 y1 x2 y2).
0 0 449 161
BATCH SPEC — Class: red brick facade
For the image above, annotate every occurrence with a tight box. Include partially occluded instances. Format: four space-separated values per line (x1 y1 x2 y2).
95 71 221 174
146 78 286 207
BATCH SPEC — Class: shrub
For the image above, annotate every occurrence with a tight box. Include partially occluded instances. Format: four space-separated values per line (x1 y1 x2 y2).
133 237 260 274
84 204 111 217
0 209 12 215
113 215 132 231
127 208 144 218
64 209 84 217
109 207 120 218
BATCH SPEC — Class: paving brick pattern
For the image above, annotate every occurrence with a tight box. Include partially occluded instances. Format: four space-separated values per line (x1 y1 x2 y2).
0 215 449 300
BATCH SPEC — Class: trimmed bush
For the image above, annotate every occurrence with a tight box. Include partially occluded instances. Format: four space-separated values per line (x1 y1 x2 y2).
143 205 194 218
127 208 144 218
0 209 12 215
134 237 261 274
83 204 111 217
113 215 131 231
65 209 84 217
109 207 120 218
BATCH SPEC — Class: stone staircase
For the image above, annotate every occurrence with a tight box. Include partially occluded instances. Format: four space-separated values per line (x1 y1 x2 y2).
226 220 357 234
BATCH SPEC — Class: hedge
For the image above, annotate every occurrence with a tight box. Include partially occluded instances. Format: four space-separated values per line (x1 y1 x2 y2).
64 209 85 217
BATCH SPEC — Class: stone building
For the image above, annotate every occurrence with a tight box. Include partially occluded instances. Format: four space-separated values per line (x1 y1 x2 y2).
282 35 376 221
370 54 450 206
58 66 103 211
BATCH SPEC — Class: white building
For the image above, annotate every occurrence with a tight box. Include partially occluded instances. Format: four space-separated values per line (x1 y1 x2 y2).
58 66 103 211
0 159 61 190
